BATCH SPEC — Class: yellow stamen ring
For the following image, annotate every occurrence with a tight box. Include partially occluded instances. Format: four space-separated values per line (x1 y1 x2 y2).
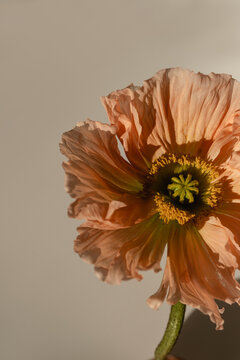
154 193 195 225
149 153 222 225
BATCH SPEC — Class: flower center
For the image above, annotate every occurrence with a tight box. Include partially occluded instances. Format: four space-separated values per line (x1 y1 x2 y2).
147 153 222 225
167 174 199 204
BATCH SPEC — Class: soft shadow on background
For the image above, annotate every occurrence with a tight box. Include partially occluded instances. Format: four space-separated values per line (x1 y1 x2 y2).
173 300 240 360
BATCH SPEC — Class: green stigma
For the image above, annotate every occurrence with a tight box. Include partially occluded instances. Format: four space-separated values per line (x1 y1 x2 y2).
167 174 199 203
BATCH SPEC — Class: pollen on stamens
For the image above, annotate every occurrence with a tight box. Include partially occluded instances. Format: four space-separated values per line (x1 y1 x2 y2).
149 153 223 225
154 193 195 225
150 153 219 180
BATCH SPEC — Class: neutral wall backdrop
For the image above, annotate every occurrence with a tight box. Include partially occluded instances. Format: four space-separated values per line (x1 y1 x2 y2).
1 1 240 360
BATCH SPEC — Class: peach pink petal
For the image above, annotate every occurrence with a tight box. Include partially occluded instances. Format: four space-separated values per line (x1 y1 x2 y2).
74 215 167 284
61 120 156 229
146 69 240 158
60 119 144 200
147 223 240 330
101 85 160 172
68 194 156 230
218 167 240 203
102 68 240 165
215 203 240 268
207 113 240 164
198 216 238 269
218 138 240 200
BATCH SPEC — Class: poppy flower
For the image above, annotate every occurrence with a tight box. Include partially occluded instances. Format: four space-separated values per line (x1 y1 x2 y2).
60 68 240 330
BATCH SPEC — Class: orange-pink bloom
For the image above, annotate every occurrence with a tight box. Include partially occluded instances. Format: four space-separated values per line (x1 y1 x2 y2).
60 68 240 330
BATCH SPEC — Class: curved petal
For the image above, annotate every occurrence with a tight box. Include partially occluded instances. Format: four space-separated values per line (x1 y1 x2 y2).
147 223 240 330
60 119 144 200
218 167 240 203
215 203 240 268
216 202 240 221
198 216 239 268
208 113 240 164
60 120 151 227
227 140 240 172
216 132 240 206
69 194 156 230
102 68 240 166
146 68 240 157
101 85 159 172
74 215 167 284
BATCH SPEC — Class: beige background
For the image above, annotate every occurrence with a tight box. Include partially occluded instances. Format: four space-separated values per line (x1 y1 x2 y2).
1 1 240 359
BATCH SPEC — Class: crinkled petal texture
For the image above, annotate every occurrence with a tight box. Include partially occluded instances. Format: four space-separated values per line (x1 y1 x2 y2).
61 68 240 330
60 119 154 229
102 68 240 165
74 215 167 283
147 219 240 330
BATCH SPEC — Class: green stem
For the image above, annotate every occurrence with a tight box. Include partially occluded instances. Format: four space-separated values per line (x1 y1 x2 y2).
154 302 186 360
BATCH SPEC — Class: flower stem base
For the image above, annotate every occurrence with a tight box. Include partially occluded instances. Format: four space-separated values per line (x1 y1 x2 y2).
154 302 186 360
